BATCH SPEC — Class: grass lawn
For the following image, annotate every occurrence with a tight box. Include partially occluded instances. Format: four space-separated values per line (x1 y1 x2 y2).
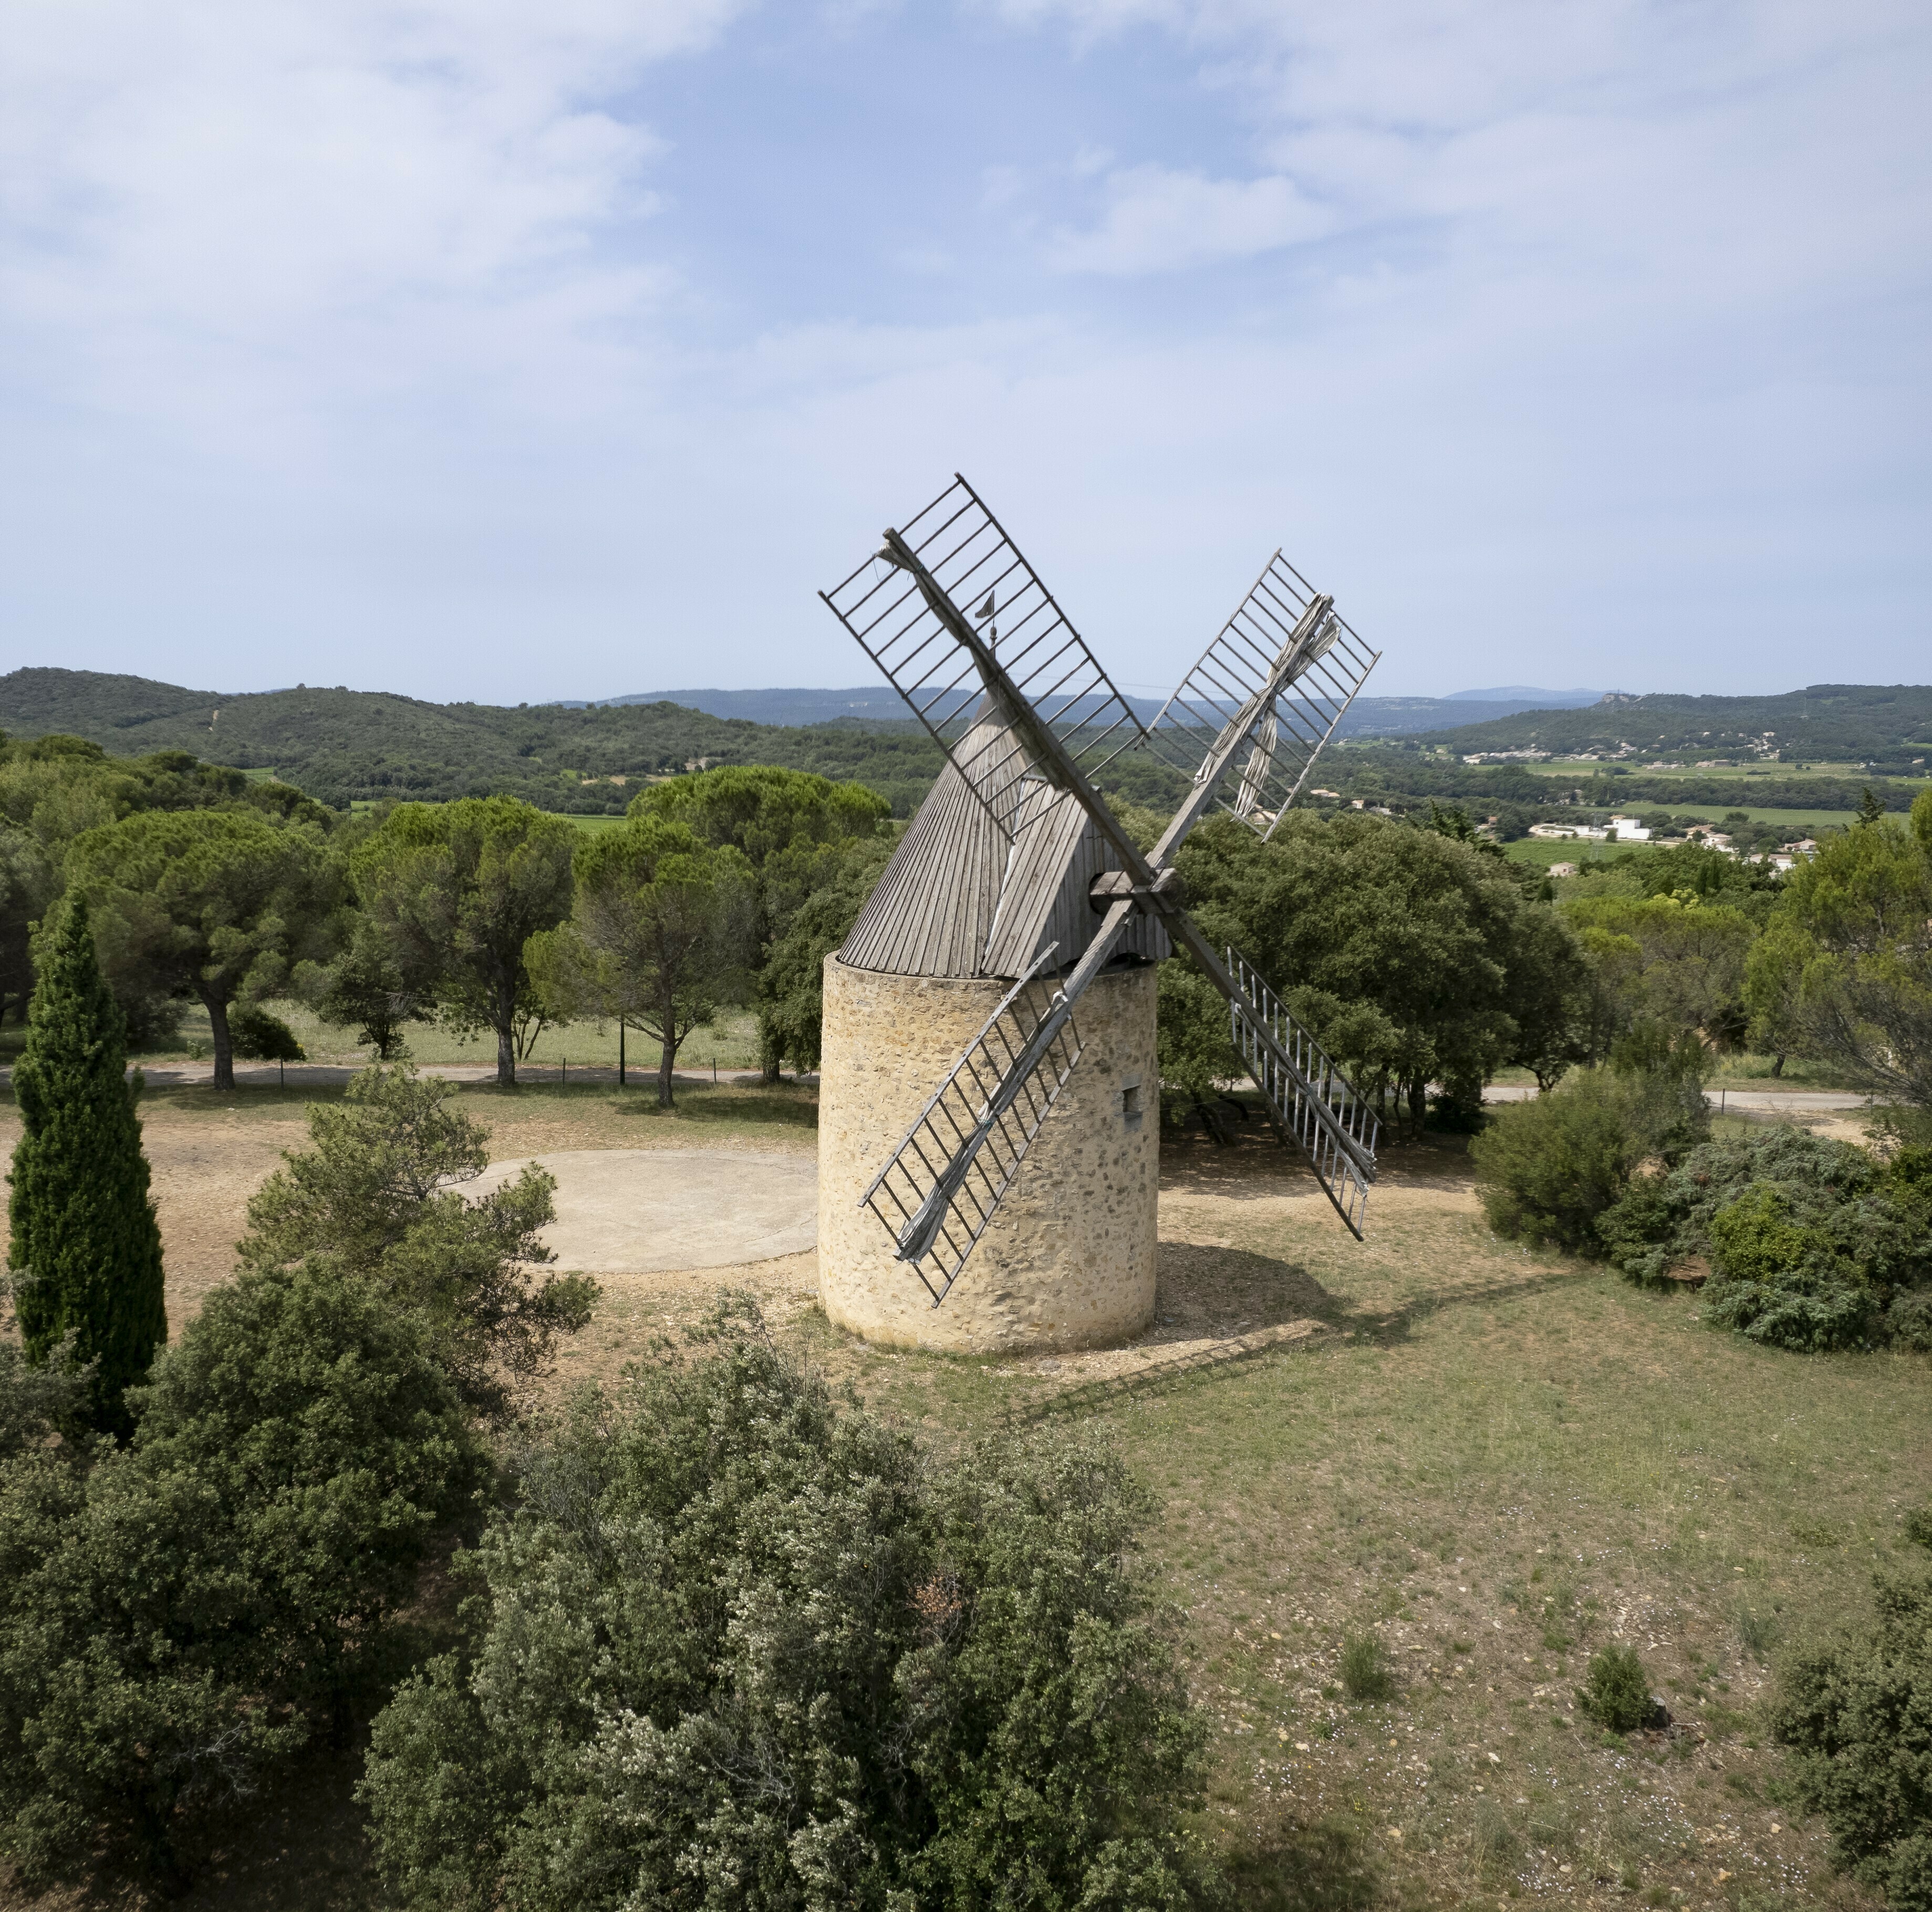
2 1094 1920 1911
42 1001 774 1076
801 1121 1919 1912
1519 763 1886 785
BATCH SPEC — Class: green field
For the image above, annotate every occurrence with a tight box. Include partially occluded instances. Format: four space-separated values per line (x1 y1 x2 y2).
89 1001 772 1078
1520 762 1876 783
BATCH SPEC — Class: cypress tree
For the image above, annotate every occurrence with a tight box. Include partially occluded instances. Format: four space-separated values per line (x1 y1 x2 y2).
9 897 166 1435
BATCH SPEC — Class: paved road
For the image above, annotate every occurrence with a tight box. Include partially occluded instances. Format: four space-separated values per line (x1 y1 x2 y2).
1 1055 1859 1118
0 1059 812 1093
1482 1083 1868 1113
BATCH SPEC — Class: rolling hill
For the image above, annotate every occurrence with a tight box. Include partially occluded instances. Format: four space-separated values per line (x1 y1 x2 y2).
6 668 1926 826
1418 683 1932 771
584 684 1603 736
0 669 952 815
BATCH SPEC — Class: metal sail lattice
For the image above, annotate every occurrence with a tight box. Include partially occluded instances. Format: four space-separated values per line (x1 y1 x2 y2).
820 475 1150 839
1146 553 1380 836
1226 946 1378 1237
859 945 1084 1304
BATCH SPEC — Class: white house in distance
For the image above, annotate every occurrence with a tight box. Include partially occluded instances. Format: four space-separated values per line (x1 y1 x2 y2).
1527 814 1651 843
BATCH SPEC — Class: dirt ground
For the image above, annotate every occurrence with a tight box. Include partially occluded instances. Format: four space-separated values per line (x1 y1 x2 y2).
0 1083 826 1336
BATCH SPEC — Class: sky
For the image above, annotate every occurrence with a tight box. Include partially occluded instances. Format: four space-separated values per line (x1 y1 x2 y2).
2 0 1928 705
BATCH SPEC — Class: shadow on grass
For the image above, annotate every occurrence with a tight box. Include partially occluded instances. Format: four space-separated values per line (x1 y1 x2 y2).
1021 1244 1596 1425
137 1081 341 1116
1162 1241 1590 1350
1221 1813 1384 1911
604 1083 819 1131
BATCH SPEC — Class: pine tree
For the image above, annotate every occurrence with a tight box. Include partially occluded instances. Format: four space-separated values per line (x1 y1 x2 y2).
9 897 166 1435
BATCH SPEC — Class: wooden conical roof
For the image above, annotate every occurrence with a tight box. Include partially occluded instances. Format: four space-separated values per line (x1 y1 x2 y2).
839 714 1170 981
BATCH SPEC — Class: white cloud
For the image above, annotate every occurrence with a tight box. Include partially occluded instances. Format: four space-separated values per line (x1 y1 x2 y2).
1048 164 1329 273
0 0 748 444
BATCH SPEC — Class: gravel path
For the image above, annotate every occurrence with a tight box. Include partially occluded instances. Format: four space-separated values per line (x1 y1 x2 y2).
1482 1083 1868 1111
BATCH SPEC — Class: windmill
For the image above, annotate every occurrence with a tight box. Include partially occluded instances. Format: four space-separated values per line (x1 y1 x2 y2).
814 475 1382 1354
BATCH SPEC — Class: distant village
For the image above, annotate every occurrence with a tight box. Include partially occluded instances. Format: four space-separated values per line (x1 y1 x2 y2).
1528 814 1817 875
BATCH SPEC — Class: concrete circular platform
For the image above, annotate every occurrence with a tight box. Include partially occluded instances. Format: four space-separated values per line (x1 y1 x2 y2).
469 1149 817 1273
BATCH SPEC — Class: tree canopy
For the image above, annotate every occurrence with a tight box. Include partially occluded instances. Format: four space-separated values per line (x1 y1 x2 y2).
354 797 577 1086
1749 788 1932 1116
634 766 894 1078
537 814 753 1106
66 808 337 1089
360 1301 1210 1912
1174 811 1595 1130
237 1062 596 1421
0 1258 481 1892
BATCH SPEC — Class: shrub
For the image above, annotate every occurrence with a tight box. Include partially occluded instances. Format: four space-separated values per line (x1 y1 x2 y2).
0 1260 482 1892
227 1004 306 1061
1773 1555 1932 1911
360 1300 1212 1911
1599 1129 1932 1351
238 1061 597 1419
1339 1635 1394 1701
1577 1644 1660 1732
1472 1066 1705 1253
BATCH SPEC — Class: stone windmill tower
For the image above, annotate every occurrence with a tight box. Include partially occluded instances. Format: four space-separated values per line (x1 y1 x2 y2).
816 476 1382 1355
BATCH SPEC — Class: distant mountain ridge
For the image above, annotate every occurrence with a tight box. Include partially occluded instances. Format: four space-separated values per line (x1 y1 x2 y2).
1442 685 1602 705
5 666 1925 815
580 685 1612 736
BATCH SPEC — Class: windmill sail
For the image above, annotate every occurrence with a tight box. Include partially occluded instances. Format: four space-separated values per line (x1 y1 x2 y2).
858 942 1089 1305
1224 947 1378 1237
819 475 1149 839
1146 552 1379 836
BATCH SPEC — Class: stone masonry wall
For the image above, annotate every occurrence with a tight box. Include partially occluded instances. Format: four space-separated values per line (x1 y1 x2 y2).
817 953 1158 1353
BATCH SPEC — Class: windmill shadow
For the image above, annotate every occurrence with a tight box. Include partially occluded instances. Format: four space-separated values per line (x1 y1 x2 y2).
1015 1241 1594 1425
1152 1240 1339 1339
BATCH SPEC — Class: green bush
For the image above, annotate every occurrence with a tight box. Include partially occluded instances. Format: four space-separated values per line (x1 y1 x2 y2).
1577 1644 1660 1732
1472 1066 1706 1253
1773 1555 1932 1911
0 1260 482 1892
237 1061 597 1420
1339 1635 1394 1701
1599 1130 1932 1352
360 1300 1212 1911
1472 1071 1639 1251
227 1003 306 1061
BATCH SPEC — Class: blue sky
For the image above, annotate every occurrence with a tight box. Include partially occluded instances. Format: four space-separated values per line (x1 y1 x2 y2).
2 0 1927 704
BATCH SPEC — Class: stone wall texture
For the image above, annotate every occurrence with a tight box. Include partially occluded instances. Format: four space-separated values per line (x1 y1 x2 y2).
818 953 1159 1353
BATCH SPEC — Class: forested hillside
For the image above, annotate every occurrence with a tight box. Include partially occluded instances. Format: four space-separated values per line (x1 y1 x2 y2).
1420 683 1932 769
6 667 1929 826
0 669 951 815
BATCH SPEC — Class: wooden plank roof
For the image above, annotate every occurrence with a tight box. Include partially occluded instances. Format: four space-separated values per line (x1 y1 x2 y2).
840 715 1169 981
